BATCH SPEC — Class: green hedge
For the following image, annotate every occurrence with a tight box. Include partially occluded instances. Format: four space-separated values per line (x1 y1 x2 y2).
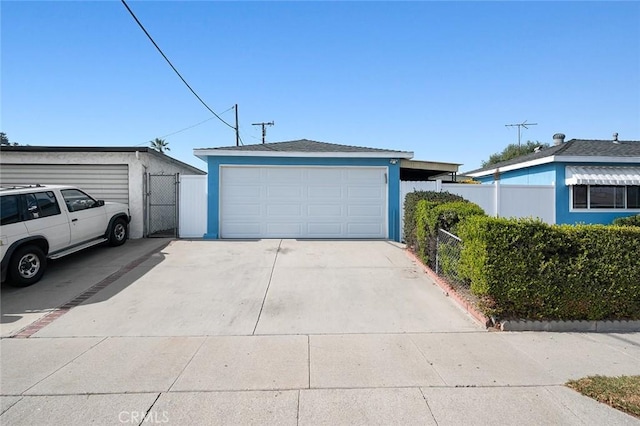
403 191 465 249
613 214 640 227
458 216 640 320
414 200 485 267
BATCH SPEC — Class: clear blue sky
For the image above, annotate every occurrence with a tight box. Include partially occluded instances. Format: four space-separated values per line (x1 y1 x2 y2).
2 1 639 172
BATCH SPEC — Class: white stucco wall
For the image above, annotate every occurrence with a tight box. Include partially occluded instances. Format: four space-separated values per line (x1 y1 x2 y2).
0 150 205 239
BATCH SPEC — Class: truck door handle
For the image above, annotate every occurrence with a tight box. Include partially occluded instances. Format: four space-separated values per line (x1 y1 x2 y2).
72 219 78 222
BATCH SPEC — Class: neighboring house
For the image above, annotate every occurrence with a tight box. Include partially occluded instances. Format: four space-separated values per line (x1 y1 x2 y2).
0 146 206 238
194 139 459 242
465 133 640 224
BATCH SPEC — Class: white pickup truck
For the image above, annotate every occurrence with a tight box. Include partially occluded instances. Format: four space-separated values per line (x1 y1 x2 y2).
0 184 130 286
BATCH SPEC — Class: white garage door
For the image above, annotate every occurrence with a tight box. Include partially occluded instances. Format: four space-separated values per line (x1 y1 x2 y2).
0 164 129 204
220 166 387 239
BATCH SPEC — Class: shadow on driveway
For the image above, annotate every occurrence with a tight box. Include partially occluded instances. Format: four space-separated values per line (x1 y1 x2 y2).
1 238 171 337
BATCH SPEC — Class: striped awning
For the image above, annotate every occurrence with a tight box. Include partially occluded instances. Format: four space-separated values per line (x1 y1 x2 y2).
565 166 640 186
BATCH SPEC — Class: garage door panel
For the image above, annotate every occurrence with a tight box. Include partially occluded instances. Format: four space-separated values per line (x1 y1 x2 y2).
308 223 343 235
348 223 384 235
225 167 262 181
347 168 382 182
266 223 302 235
267 185 303 198
222 222 261 235
227 185 261 198
222 203 261 216
267 168 303 182
267 204 302 216
220 166 386 239
308 185 343 198
308 204 343 216
0 164 129 205
348 205 383 216
348 186 384 198
307 168 343 182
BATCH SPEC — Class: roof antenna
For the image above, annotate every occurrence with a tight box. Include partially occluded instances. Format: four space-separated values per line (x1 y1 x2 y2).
252 121 274 144
505 120 538 147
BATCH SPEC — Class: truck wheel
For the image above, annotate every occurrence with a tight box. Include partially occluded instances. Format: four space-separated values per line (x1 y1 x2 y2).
9 245 47 287
109 218 128 246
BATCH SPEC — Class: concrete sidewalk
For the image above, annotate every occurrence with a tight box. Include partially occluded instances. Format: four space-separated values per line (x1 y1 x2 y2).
1 240 639 425
2 332 639 424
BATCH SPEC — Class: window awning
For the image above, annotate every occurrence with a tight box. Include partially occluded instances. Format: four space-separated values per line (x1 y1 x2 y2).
565 166 640 185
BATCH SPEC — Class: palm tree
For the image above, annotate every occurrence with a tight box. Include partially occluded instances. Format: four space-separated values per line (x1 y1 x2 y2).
150 138 170 153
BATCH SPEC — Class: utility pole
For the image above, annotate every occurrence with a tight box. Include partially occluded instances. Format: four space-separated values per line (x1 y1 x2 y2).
234 104 240 146
252 121 274 144
505 120 537 147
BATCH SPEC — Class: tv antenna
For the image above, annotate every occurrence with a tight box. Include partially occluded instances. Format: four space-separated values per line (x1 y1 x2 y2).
505 120 537 147
252 121 274 144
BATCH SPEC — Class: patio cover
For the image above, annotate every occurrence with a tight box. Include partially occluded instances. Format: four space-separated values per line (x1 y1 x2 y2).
565 166 640 185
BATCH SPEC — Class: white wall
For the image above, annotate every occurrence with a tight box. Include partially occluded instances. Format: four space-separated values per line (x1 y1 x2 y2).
179 175 207 238
400 181 556 240
499 185 555 223
442 184 496 216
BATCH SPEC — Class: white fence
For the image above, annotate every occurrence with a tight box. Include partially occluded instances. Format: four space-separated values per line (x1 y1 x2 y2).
400 181 556 239
179 175 208 238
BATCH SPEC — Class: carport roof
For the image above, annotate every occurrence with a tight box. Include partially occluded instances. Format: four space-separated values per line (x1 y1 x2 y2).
194 139 414 160
400 159 461 181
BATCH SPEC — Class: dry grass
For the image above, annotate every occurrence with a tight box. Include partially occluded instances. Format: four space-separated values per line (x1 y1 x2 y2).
567 375 640 419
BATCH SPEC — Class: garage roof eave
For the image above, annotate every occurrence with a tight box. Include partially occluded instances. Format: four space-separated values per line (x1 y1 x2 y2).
193 149 414 160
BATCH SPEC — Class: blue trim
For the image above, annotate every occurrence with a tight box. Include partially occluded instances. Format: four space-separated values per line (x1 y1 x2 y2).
387 162 400 241
476 163 557 185
203 156 402 241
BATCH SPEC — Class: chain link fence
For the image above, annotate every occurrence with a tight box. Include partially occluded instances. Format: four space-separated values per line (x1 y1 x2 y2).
435 228 466 288
147 174 178 238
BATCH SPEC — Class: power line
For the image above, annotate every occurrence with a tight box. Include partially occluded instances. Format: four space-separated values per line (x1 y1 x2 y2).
120 0 235 130
160 105 234 139
160 116 216 139
134 113 227 146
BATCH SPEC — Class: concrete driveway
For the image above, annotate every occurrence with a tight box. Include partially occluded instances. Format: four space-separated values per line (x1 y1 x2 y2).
2 240 639 425
24 239 478 337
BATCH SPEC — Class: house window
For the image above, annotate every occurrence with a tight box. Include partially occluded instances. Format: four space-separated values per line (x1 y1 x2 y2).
572 185 640 210
573 186 587 208
589 186 624 209
628 186 640 209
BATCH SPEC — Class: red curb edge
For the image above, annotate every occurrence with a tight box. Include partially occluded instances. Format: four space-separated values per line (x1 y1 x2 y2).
405 249 492 329
10 242 170 339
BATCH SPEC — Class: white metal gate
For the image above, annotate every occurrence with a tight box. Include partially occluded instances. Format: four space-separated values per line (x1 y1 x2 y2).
178 175 207 238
